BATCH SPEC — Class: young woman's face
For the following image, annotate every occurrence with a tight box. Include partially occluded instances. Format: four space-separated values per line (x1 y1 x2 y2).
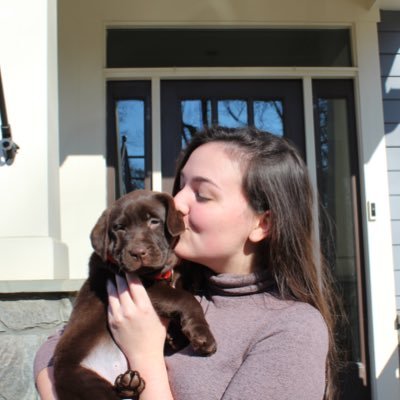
173 142 267 274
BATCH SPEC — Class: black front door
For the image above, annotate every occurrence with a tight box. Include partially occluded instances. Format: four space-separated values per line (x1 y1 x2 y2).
160 79 305 193
107 78 370 399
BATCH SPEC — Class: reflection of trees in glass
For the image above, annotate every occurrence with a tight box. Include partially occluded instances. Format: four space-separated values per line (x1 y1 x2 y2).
181 100 211 147
317 98 334 266
318 99 329 208
118 102 128 124
116 100 146 193
271 101 283 121
180 98 284 147
254 100 283 136
182 123 197 147
317 97 361 364
219 100 247 127
120 135 132 193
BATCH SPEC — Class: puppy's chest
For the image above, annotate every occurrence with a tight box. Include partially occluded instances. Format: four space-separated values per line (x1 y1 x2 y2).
81 335 128 384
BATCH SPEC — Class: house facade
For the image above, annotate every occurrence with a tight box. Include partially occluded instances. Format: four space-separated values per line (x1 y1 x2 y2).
0 0 399 399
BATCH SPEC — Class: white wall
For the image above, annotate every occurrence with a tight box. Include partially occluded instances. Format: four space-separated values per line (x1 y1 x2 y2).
0 0 68 281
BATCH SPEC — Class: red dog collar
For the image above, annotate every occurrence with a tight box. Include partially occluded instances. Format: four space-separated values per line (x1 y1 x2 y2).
107 253 118 265
154 269 173 282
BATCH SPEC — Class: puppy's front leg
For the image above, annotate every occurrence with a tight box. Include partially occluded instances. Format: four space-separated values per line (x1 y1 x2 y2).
147 283 217 356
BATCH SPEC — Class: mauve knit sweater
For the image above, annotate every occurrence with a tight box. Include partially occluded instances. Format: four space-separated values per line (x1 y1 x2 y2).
34 271 328 400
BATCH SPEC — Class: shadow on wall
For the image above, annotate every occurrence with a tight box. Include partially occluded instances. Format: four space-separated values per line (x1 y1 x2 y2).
376 344 400 399
381 50 400 141
379 11 400 141
379 9 400 313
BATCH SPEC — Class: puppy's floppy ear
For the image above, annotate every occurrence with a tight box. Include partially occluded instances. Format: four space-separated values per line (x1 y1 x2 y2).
156 193 185 237
90 208 110 261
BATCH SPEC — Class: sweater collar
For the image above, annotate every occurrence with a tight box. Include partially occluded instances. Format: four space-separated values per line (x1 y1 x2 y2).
206 269 274 296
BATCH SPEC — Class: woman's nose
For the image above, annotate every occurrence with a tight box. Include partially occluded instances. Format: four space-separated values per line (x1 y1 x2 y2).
173 188 189 216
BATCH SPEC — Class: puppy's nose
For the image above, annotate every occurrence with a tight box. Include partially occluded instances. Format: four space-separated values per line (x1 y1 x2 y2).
129 248 147 261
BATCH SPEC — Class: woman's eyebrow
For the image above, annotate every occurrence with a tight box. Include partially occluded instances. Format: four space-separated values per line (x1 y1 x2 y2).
180 172 221 190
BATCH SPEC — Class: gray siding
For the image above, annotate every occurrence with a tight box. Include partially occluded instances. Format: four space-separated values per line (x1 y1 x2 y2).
379 10 400 310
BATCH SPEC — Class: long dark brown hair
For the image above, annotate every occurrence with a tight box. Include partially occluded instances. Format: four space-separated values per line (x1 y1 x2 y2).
172 126 341 400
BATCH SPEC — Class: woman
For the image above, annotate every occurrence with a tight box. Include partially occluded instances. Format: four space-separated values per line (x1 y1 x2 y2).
35 126 339 399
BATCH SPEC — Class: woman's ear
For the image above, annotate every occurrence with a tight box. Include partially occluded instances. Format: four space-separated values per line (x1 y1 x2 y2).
249 211 271 243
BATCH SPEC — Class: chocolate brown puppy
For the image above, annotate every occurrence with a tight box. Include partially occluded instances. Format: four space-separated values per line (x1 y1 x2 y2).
53 190 216 400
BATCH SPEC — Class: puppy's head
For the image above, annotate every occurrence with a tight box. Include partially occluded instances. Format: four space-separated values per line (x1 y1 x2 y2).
90 190 185 276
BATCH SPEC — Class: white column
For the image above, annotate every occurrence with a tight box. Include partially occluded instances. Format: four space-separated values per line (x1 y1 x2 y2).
0 0 68 280
354 21 400 400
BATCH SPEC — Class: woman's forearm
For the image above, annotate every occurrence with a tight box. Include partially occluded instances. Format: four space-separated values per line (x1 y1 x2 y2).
127 355 174 400
37 362 173 400
108 273 174 399
36 367 58 400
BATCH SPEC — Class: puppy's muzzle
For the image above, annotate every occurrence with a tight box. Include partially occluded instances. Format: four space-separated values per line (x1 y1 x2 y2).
129 247 148 263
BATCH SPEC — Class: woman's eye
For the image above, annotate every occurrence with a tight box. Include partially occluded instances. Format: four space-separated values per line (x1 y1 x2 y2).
195 192 210 202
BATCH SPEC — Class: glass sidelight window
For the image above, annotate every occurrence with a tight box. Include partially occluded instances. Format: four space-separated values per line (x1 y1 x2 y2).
106 81 152 200
313 80 369 397
317 96 362 356
115 100 146 192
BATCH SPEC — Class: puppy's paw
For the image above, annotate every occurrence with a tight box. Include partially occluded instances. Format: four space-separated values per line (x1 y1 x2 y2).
186 325 217 356
114 369 145 399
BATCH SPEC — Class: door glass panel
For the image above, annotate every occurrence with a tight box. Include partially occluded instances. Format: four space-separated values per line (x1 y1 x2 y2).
179 96 286 149
254 100 284 136
181 100 212 147
116 100 146 193
316 98 361 363
217 100 247 127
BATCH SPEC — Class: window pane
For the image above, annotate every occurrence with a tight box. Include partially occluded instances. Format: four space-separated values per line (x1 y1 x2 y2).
254 100 284 136
107 29 352 68
217 100 247 127
179 97 286 149
116 100 145 156
181 100 211 147
129 158 145 190
317 98 361 363
116 100 146 193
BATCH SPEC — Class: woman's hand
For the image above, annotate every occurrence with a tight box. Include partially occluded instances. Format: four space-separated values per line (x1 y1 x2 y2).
107 274 174 399
106 273 167 366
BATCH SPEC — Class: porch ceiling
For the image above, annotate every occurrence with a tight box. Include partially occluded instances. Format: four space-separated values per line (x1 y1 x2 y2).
380 0 400 10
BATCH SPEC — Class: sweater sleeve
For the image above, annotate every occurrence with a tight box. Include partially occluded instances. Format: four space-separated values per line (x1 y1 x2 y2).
221 305 329 400
33 328 63 382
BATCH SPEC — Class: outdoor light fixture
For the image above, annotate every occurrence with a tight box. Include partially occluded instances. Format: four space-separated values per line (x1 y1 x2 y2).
0 68 19 166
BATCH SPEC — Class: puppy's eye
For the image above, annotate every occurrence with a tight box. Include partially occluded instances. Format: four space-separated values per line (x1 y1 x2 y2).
113 224 125 231
148 218 161 227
